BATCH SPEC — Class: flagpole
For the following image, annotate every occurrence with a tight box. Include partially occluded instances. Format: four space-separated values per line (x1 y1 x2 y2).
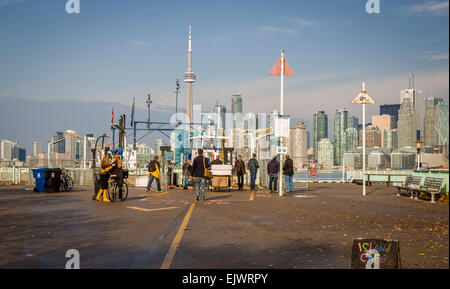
362 82 366 196
111 106 114 150
269 49 293 197
279 50 285 197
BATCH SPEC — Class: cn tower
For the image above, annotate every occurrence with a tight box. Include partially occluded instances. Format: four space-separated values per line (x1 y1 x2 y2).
184 25 196 126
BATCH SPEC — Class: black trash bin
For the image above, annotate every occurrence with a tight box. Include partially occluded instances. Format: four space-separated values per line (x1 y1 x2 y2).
44 168 62 193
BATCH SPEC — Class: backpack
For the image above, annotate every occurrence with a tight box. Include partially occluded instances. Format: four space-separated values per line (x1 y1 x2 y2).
148 161 156 172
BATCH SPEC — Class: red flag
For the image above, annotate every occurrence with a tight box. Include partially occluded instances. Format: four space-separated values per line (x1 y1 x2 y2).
269 56 295 76
110 106 114 130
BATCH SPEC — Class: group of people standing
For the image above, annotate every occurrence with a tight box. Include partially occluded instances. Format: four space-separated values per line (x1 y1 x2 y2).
145 150 295 202
233 154 260 191
95 150 295 203
267 155 294 193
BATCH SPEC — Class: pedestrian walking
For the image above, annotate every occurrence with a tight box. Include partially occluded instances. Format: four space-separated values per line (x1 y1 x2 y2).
147 156 161 192
182 158 192 190
248 153 259 191
167 161 174 188
267 156 280 193
234 155 246 191
283 155 294 193
190 149 210 201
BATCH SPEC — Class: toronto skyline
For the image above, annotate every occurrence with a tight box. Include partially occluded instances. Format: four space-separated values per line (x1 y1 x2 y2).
0 0 449 151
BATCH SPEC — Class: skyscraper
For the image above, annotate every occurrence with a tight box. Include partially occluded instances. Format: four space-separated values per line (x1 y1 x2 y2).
32 141 42 156
289 122 308 169
380 104 401 125
12 145 26 162
0 139 17 161
246 112 258 131
65 130 77 161
214 104 227 131
79 135 96 168
52 132 65 153
306 130 311 149
384 129 398 150
372 114 395 147
398 98 417 148
344 127 358 151
359 126 382 148
348 115 359 129
313 111 328 161
437 101 449 164
333 109 348 166
317 138 334 168
184 25 196 126
400 74 422 138
423 97 443 147
232 92 243 129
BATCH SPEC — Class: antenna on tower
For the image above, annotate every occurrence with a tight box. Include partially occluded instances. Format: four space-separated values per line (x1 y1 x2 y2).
408 73 416 89
173 79 182 126
146 94 152 129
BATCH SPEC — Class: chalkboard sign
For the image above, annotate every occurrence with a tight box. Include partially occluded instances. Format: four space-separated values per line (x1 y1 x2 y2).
351 238 401 269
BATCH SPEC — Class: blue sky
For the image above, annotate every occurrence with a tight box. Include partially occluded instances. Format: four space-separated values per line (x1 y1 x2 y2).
0 0 449 151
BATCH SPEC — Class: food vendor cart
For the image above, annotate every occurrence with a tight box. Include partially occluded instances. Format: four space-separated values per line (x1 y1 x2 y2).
210 164 232 192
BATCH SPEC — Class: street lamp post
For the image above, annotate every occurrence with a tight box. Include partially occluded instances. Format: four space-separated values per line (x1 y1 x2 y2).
47 139 64 168
351 82 376 196
47 142 51 168
415 141 423 170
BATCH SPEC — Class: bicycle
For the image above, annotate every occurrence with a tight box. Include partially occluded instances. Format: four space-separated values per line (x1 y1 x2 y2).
107 175 128 202
60 168 74 192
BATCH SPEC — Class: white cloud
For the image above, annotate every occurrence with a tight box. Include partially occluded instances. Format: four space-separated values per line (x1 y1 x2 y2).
0 0 23 7
131 40 151 49
407 0 449 16
259 26 298 35
289 18 320 28
429 53 449 61
415 51 449 61
259 18 319 35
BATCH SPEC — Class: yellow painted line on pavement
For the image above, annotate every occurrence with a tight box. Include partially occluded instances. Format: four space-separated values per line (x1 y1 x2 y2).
249 191 255 201
140 191 168 201
126 206 179 212
160 203 196 269
152 191 168 197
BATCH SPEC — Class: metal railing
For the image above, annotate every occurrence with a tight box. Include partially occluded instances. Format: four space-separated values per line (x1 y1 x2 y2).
0 159 414 188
